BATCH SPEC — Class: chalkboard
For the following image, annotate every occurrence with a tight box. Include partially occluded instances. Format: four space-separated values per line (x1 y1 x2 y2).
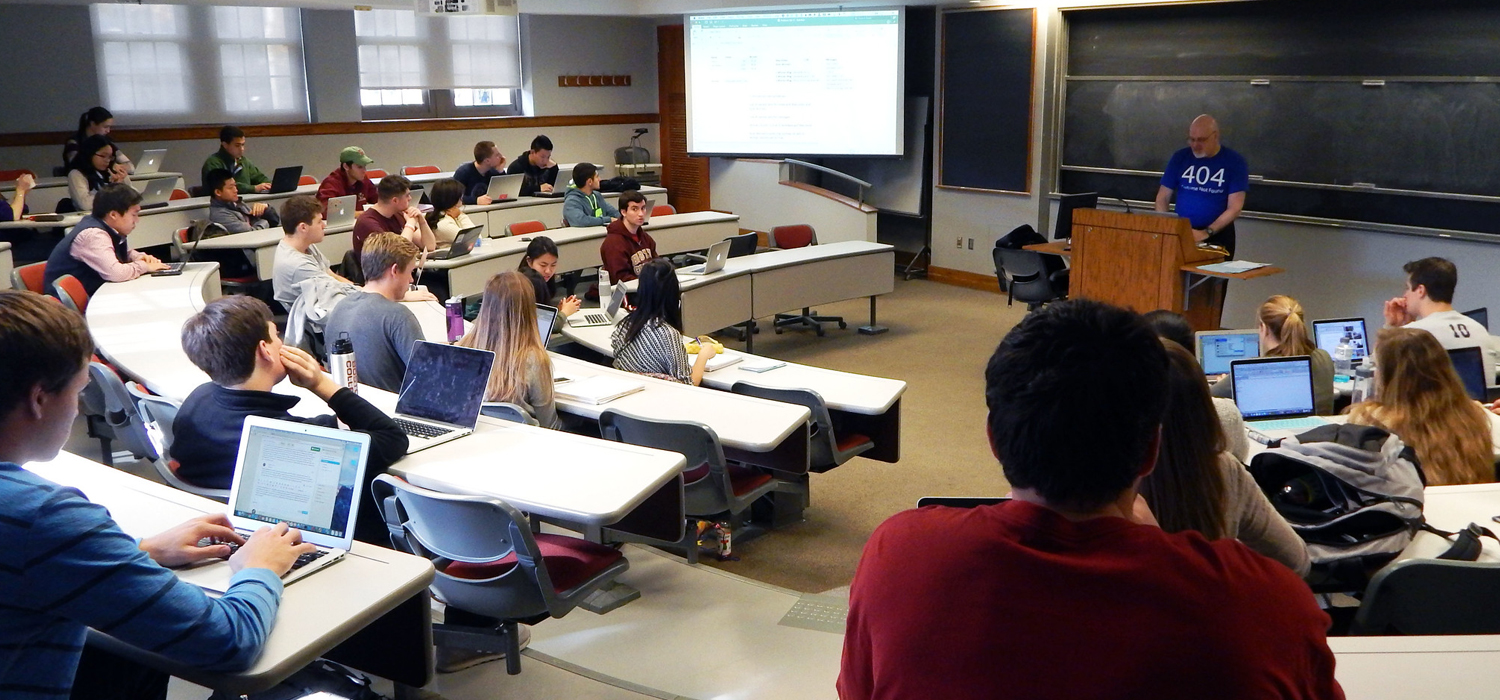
940 8 1034 193
1062 0 1500 237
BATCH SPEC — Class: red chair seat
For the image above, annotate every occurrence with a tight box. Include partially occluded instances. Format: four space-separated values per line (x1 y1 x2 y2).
682 463 772 496
837 433 873 453
442 534 623 592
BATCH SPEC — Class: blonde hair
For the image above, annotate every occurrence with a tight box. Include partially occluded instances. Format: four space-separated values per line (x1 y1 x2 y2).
1347 327 1494 485
458 271 553 407
1259 295 1317 357
360 232 419 282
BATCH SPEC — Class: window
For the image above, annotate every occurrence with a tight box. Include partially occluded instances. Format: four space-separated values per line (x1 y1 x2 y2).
356 9 428 107
93 4 190 115
214 7 303 115
355 9 522 118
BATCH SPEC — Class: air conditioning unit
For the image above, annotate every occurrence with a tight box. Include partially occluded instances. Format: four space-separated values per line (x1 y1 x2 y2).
417 0 517 16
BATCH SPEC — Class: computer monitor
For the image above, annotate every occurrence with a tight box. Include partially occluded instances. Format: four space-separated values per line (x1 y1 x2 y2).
1449 347 1487 401
1311 318 1369 363
1194 329 1260 375
1053 192 1099 241
1230 356 1316 420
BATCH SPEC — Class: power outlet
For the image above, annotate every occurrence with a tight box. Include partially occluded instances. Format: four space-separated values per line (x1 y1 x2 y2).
967 238 974 250
955 236 963 249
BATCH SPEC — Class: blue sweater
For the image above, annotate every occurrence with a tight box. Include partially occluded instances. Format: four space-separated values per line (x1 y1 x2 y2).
0 463 282 698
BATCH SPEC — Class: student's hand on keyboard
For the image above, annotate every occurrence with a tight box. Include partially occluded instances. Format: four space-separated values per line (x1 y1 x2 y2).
231 521 318 577
140 513 245 568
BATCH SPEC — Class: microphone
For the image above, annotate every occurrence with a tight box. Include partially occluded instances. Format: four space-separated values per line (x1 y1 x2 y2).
1115 196 1133 215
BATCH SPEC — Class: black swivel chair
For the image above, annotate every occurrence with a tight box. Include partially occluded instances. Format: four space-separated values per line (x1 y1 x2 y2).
992 247 1067 311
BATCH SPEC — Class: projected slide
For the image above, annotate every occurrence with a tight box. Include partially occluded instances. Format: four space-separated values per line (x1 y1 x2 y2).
687 10 904 157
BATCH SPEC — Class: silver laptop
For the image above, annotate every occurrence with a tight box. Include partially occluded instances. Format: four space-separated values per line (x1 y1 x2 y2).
1311 317 1369 365
567 285 627 328
174 416 370 594
136 149 167 175
536 303 559 339
138 177 177 209
426 225 484 261
487 173 525 201
327 195 357 227
392 341 494 453
679 239 731 276
1230 356 1329 444
642 198 657 225
532 166 572 198
1194 328 1259 376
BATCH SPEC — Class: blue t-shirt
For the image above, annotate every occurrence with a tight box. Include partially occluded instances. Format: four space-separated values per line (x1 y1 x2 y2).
1160 146 1249 229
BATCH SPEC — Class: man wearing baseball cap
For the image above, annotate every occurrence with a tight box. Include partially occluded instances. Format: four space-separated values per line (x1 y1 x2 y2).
317 146 379 213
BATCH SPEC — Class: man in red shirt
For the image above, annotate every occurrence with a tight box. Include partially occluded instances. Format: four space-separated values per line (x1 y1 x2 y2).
599 190 656 284
317 146 379 213
351 174 436 257
838 299 1344 700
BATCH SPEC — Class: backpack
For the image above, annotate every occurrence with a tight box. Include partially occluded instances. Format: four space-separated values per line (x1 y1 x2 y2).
1248 423 1425 590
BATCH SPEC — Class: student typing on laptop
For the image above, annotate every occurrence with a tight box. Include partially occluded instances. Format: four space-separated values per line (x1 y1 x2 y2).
458 271 563 429
505 134 559 196
1383 257 1498 387
201 125 273 194
1211 295 1335 415
172 295 408 542
43 183 170 299
323 233 436 392
0 290 315 700
562 163 621 228
64 134 130 212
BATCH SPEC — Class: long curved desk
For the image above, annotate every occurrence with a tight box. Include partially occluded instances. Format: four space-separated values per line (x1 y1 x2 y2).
466 185 668 237
0 171 184 213
192 222 356 279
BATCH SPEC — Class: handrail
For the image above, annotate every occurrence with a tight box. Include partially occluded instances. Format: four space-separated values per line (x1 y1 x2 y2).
780 159 872 204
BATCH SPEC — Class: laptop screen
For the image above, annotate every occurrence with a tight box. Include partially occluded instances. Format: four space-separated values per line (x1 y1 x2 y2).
1053 192 1098 241
1196 331 1260 375
394 341 494 429
535 303 558 340
1464 307 1490 331
1232 357 1316 420
231 418 368 540
1449 347 1487 401
1312 318 1369 361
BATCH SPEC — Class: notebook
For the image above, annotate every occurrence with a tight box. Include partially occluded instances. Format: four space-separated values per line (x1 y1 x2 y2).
1195 329 1260 375
1230 356 1329 443
567 286 626 328
173 417 370 594
426 225 484 260
678 239 732 276
268 166 303 194
327 195 357 227
554 375 645 405
1311 317 1369 364
391 341 494 453
486 173 525 201
135 149 167 175
138 177 177 209
684 338 742 371
1449 347 1488 401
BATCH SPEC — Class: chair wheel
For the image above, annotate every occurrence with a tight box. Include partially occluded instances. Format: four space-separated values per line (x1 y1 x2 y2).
815 327 825 337
838 321 848 329
775 328 783 334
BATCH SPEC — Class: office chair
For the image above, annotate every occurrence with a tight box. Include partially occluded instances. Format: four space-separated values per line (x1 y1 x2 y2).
170 188 191 201
0 169 33 182
506 220 547 237
403 165 441 176
481 402 538 426
12 261 46 293
651 204 676 217
730 382 872 473
174 223 258 295
80 362 156 468
339 249 365 286
992 247 1066 311
366 169 389 181
1348 558 1500 635
52 274 90 314
598 408 784 563
298 175 316 186
769 225 846 336
372 474 629 675
126 382 230 501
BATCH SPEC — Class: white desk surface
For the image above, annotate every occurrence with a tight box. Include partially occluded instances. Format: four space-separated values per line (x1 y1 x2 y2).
464 185 668 216
24 451 434 694
561 323 905 415
1400 482 1500 563
193 223 356 278
549 353 810 453
0 170 182 193
423 210 738 272
0 213 85 230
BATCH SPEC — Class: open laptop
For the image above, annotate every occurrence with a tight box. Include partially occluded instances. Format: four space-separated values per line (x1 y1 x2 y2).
327 195 357 227
678 239 731 276
486 173 525 201
642 198 657 225
135 149 167 175
1311 317 1369 366
1449 347 1488 401
532 166 573 198
567 285 627 328
174 416 370 594
138 177 177 209
1230 356 1329 443
268 166 303 194
1195 329 1260 376
536 303 559 339
426 225 484 261
1463 307 1490 331
391 341 494 453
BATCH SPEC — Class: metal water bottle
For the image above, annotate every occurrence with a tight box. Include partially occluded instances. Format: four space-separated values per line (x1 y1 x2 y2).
445 296 464 343
1351 366 1375 404
598 268 612 305
330 332 358 394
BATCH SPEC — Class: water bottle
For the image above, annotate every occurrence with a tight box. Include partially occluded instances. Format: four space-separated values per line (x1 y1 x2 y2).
1351 366 1375 403
598 268 612 304
1333 336 1353 382
445 296 464 343
330 332 358 394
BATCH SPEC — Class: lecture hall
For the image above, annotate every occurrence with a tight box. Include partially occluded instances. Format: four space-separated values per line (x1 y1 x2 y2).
5 0 1500 698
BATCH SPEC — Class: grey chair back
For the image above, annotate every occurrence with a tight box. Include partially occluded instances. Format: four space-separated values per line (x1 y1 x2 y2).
993 247 1059 308
482 402 538 426
126 382 229 501
724 232 758 258
86 362 157 462
730 382 838 470
598 408 735 516
1351 558 1500 635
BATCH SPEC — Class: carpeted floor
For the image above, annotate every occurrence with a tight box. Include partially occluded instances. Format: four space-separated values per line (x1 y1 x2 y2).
697 276 1030 593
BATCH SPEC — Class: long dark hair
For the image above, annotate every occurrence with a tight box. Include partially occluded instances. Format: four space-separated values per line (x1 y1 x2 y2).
1138 339 1229 539
621 258 682 346
73 107 113 143
424 178 464 229
68 135 115 191
517 236 560 271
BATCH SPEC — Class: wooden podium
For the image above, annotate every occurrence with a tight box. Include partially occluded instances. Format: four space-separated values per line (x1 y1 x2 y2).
1068 208 1226 330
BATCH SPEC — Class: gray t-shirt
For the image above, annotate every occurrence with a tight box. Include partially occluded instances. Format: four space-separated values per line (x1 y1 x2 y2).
323 291 424 393
273 240 331 308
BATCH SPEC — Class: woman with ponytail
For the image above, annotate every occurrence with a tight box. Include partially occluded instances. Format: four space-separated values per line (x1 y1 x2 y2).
1212 294 1335 414
62 107 132 173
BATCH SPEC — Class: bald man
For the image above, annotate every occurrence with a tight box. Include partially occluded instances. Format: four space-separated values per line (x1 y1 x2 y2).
1155 114 1248 256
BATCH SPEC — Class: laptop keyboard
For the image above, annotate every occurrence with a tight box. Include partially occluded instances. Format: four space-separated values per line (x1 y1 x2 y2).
204 540 328 572
395 417 455 439
680 264 706 274
1250 417 1328 431
578 313 609 325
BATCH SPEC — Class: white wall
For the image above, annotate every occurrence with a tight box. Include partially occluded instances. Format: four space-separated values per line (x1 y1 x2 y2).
710 158 877 243
522 15 660 117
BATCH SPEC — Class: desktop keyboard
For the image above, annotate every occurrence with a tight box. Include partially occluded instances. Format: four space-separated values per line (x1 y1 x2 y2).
395 418 455 439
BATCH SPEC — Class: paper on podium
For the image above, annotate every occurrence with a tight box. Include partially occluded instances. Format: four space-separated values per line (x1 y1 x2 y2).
1197 260 1271 274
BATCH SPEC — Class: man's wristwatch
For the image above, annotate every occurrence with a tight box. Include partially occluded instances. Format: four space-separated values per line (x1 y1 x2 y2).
1204 226 1216 238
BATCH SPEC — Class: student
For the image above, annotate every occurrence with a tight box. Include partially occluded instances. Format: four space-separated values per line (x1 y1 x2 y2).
0 289 312 700
205 168 281 233
1349 327 1500 486
323 232 428 392
505 134 559 196
0 171 32 222
1211 295 1335 415
351 173 436 257
61 106 131 173
202 125 271 194
518 236 581 316
44 183 169 297
1142 340 1310 576
453 140 507 205
317 146 379 212
424 178 477 247
562 162 620 228
1383 257 1497 385
611 258 717 385
839 299 1342 699
458 271 562 429
65 134 130 212
173 295 408 538
599 190 656 284
273 194 353 309
1143 309 1250 462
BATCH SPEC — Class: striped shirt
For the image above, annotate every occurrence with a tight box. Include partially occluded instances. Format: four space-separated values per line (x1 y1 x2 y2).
611 317 692 383
0 463 282 698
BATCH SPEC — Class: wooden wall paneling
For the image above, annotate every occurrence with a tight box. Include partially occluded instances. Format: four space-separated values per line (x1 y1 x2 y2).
657 24 709 213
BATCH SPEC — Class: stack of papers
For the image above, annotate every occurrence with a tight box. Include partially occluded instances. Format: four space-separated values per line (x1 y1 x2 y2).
554 375 645 405
693 352 743 371
1197 260 1271 274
